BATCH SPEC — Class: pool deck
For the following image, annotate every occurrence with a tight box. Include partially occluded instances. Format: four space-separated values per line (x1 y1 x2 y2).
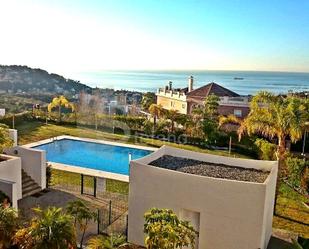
23 135 157 182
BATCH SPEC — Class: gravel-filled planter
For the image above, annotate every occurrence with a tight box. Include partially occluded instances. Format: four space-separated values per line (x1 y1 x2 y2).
128 145 278 249
150 155 270 183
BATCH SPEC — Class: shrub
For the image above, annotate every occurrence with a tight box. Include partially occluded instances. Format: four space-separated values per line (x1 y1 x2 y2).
286 156 308 191
254 138 277 160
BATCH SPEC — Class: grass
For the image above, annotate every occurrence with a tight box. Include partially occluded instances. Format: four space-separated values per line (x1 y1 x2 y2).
16 119 309 238
274 183 309 238
16 120 247 158
51 169 129 195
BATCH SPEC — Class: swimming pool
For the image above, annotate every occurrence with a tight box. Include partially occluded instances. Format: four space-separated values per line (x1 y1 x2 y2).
33 138 152 175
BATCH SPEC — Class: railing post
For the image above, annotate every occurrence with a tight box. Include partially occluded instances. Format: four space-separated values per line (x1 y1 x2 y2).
97 209 100 234
93 176 97 198
81 174 84 195
125 214 129 239
108 200 112 225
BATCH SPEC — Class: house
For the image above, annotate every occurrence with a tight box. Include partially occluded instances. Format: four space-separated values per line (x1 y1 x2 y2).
128 146 278 249
156 77 250 118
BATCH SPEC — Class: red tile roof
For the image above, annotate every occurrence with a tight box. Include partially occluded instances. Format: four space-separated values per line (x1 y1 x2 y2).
187 82 239 102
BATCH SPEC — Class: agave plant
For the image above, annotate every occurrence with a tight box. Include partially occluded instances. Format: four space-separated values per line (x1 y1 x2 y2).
87 234 127 249
14 207 76 249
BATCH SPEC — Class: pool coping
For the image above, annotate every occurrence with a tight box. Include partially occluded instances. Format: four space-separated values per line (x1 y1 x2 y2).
23 135 158 152
23 135 158 182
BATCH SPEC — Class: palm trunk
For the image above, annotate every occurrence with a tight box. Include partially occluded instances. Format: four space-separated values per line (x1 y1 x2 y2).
274 135 286 215
58 105 62 123
153 116 157 133
80 222 87 248
277 135 286 177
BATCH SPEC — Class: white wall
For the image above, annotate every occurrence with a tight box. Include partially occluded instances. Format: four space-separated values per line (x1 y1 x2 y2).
0 155 22 201
128 146 278 249
9 129 18 146
5 146 46 189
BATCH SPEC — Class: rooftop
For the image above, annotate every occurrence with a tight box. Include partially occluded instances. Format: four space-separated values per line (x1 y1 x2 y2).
187 82 239 101
149 155 270 183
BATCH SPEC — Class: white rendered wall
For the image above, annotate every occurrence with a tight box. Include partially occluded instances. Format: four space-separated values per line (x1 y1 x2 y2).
0 155 22 201
128 146 277 249
5 146 46 189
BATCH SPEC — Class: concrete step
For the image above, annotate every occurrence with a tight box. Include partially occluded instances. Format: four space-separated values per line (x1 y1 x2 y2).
22 186 42 197
21 170 41 197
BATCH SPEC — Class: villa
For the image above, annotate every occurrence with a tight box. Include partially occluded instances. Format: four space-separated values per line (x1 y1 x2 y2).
156 76 251 118
128 145 278 249
0 133 280 248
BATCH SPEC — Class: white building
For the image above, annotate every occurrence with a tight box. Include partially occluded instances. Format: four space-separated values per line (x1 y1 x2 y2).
0 108 5 116
128 146 278 249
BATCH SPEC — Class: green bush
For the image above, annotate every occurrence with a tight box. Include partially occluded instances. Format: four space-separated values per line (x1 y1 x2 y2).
0 191 10 204
286 156 308 190
254 138 277 160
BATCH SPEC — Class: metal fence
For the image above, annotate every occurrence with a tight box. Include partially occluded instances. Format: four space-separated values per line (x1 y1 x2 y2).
49 168 129 236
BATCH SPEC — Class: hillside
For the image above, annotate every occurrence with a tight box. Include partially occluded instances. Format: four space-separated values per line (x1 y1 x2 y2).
0 65 92 95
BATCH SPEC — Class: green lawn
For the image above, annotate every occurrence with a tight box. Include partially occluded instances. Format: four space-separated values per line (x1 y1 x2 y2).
16 120 247 157
16 120 309 238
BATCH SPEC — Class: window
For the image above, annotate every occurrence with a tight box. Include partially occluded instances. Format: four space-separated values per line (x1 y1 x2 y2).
234 109 242 117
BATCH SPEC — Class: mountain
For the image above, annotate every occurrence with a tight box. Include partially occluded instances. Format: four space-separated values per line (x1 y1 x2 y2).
0 65 92 95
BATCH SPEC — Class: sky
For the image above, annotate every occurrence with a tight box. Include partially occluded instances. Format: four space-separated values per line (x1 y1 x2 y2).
0 0 309 74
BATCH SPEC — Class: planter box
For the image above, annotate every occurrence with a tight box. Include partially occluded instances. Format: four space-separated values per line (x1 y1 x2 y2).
128 146 278 249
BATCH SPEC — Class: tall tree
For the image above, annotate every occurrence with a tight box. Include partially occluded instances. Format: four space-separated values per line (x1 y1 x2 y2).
144 208 198 249
14 207 76 249
193 94 220 142
0 205 19 249
66 200 96 247
0 124 13 153
48 95 75 123
141 92 156 111
149 104 164 130
166 109 182 133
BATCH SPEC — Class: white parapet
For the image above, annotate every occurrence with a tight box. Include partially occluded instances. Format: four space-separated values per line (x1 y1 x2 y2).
4 146 46 189
128 145 278 249
0 154 22 207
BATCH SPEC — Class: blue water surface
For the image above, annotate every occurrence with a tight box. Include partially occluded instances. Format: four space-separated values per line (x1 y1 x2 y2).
33 139 151 175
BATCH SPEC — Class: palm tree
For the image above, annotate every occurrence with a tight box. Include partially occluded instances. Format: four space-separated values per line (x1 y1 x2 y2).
148 104 164 130
66 200 97 247
0 205 19 249
14 207 76 249
240 92 308 174
48 95 75 123
166 109 181 133
87 234 127 249
218 114 245 140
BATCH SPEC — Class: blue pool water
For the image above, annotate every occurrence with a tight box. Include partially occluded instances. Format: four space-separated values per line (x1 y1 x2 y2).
33 139 152 175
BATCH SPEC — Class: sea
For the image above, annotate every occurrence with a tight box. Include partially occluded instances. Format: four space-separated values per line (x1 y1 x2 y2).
68 70 309 96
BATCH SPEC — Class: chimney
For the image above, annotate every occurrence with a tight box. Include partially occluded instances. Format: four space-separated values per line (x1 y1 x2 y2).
168 81 173 90
188 76 194 92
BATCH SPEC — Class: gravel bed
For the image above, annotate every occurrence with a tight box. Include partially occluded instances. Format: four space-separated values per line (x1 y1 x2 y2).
149 155 270 183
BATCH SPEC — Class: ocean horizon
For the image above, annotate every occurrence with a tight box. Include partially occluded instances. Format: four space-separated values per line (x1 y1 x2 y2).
68 70 309 95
